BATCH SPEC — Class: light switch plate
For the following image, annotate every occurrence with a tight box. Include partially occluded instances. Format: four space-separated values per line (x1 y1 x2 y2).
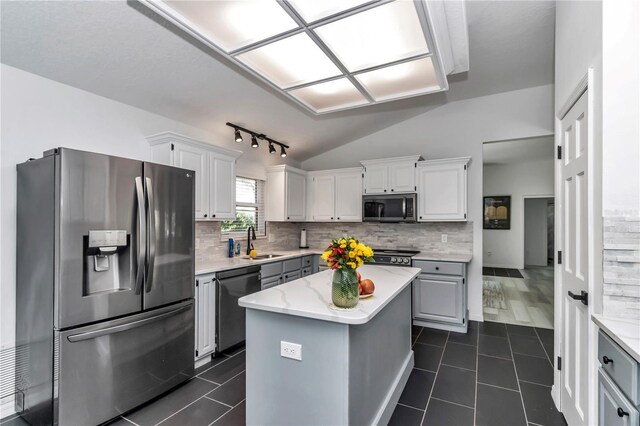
280 341 302 361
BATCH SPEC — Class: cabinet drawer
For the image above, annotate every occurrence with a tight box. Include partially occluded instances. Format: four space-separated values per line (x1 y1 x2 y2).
261 275 281 290
301 267 311 277
302 255 313 267
260 261 282 279
599 369 639 426
413 260 464 276
599 331 640 404
283 257 302 273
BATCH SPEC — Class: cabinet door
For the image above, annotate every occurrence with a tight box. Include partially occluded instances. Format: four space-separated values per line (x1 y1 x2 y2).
389 162 416 193
173 143 209 219
363 164 388 194
312 174 336 221
283 270 301 283
417 163 467 221
286 171 306 221
261 275 281 290
412 274 463 324
195 275 216 358
335 172 363 221
209 153 236 220
599 369 639 426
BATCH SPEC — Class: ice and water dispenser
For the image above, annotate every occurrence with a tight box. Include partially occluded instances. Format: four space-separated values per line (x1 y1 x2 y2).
84 230 130 295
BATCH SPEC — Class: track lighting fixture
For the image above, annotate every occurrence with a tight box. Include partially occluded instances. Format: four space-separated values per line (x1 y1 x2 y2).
226 122 290 157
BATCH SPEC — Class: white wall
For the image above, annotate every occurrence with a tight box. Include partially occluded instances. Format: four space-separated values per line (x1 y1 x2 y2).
524 198 552 267
483 160 554 269
0 64 300 355
302 84 555 321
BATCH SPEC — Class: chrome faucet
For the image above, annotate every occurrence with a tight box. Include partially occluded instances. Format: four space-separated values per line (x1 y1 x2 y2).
246 226 256 255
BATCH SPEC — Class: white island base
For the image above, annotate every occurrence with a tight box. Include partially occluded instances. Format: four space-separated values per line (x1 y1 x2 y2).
239 265 421 426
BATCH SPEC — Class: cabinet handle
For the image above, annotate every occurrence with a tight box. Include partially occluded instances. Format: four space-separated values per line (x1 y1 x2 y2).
287 217 290 220
331 217 334 220
617 408 629 418
391 189 394 192
384 189 387 193
212 214 216 218
420 216 423 219
204 214 208 218
435 267 439 271
602 356 613 365
337 217 340 220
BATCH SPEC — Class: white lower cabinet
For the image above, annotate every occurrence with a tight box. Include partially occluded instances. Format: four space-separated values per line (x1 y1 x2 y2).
412 260 467 332
195 273 216 359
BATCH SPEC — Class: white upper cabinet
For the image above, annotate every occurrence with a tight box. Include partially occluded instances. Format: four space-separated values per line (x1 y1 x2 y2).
266 165 307 222
309 168 362 222
417 157 470 222
361 155 422 194
147 132 242 220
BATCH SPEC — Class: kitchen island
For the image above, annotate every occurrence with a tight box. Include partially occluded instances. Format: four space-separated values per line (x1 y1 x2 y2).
238 265 421 426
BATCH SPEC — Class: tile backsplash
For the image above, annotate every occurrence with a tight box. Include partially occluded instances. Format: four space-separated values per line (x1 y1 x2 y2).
196 221 473 264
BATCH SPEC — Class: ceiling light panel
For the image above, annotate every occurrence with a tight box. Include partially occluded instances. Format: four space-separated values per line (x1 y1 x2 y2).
355 57 441 101
287 0 375 23
163 0 298 52
313 1 430 72
288 78 369 113
236 33 342 89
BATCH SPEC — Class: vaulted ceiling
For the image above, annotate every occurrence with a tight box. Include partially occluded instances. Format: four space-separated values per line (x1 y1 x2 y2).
1 0 555 161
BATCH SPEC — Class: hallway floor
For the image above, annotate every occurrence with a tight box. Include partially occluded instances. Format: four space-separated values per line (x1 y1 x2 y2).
483 266 554 329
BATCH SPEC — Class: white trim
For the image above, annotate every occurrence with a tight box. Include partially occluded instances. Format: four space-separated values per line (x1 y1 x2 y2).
418 156 471 167
557 73 589 120
146 131 243 158
360 155 423 167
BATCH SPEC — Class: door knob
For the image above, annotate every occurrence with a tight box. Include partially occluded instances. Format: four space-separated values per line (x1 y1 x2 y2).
567 290 588 306
602 356 614 365
617 408 629 417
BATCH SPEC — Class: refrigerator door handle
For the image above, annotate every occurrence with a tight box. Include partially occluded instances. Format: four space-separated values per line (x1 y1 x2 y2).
134 177 146 295
66 304 191 343
145 177 156 293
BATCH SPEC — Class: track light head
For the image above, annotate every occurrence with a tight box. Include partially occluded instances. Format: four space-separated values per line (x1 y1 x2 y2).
234 129 242 143
269 143 276 154
251 134 259 148
280 146 287 158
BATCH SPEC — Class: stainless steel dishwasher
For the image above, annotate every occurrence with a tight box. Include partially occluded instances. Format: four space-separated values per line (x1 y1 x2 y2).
217 265 261 352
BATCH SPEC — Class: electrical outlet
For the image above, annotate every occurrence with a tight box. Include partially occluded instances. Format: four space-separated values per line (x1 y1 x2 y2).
280 341 302 361
441 234 448 243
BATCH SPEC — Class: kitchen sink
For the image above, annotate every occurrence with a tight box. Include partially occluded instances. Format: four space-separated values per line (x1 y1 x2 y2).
243 254 284 260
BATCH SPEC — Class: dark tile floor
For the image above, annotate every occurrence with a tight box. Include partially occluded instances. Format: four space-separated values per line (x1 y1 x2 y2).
1 322 564 426
482 267 525 279
389 321 565 426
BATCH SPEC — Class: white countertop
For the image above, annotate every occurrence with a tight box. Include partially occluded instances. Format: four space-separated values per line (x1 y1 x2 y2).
196 249 472 275
413 251 473 263
195 249 321 275
592 314 640 363
238 264 420 325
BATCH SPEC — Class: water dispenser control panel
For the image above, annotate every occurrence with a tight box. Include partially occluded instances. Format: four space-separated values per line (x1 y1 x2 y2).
88 230 127 248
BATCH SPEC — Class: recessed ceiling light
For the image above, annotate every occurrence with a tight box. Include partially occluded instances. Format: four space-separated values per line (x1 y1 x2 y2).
355 57 440 101
287 0 373 23
288 78 369 113
163 0 298 52
236 33 342 89
313 1 430 72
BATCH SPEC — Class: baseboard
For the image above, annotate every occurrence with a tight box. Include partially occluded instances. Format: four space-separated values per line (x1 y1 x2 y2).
551 384 560 411
469 311 484 322
483 264 522 269
372 351 414 426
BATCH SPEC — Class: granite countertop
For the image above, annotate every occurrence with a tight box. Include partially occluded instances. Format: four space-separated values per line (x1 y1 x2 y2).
196 248 472 275
238 265 420 325
413 251 473 263
195 249 321 275
592 314 640 363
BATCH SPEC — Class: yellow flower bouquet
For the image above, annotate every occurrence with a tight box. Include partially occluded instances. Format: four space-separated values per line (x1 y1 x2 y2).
322 237 374 308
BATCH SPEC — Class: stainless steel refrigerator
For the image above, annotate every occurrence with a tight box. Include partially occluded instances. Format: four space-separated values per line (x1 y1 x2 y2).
16 148 196 425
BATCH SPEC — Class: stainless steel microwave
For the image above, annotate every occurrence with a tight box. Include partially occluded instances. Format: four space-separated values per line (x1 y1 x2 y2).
362 194 417 222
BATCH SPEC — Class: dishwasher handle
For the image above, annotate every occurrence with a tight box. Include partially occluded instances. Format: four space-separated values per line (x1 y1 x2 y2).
216 265 261 280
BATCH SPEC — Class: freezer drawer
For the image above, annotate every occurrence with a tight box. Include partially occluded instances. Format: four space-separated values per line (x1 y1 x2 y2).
57 301 194 425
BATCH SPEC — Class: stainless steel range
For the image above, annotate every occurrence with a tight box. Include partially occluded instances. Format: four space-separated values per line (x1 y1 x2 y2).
372 248 420 266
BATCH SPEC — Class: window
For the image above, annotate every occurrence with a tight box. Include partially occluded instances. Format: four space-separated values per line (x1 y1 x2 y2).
221 177 266 236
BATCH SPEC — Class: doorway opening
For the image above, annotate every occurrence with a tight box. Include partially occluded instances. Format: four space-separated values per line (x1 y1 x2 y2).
482 136 555 329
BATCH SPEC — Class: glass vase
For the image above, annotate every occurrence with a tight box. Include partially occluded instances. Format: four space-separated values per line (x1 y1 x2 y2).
331 268 359 308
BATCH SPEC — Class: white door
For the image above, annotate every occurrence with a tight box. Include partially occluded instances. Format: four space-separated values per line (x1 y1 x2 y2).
312 174 335 221
209 153 236 220
335 172 362 221
195 274 216 358
417 162 467 221
363 164 388 194
560 90 589 426
173 142 208 219
286 171 306 221
389 161 416 193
